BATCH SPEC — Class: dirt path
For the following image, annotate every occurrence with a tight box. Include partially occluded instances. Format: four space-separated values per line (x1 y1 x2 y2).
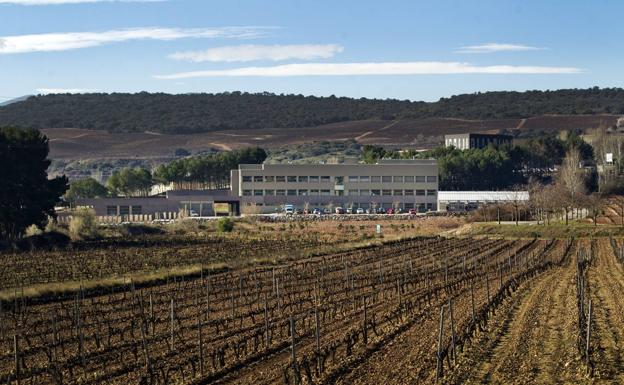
446 240 586 385
587 239 624 383
354 120 400 141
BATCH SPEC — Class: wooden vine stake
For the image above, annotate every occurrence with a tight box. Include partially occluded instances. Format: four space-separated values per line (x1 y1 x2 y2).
586 299 592 369
436 305 445 380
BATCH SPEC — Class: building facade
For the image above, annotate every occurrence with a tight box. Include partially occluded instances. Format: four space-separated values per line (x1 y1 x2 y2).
231 159 439 213
444 133 513 150
79 159 439 217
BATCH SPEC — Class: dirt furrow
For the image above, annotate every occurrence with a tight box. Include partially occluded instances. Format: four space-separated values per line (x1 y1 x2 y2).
445 240 585 385
587 239 624 383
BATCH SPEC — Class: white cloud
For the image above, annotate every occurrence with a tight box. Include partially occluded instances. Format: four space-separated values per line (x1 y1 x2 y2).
155 61 582 79
0 0 163 4
169 44 344 63
36 88 98 94
456 43 544 54
0 27 270 54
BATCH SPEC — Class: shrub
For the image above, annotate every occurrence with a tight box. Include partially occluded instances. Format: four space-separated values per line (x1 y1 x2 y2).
217 217 235 233
25 224 43 237
69 208 98 240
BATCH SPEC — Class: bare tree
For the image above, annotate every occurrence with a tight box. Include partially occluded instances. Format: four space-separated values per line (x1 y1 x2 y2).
558 147 586 225
582 193 604 227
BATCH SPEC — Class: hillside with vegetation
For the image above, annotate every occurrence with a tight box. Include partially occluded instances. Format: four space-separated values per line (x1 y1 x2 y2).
0 87 623 134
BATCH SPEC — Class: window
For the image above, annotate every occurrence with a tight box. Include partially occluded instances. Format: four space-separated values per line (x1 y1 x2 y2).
415 176 426 183
393 190 403 196
426 203 434 211
416 190 425 196
404 176 415 183
265 176 275 182
371 189 381 196
427 190 437 196
393 176 403 183
309 176 319 182
119 206 130 216
298 189 308 196
276 189 286 195
348 176 358 182
106 206 117 216
310 189 319 195
382 189 392 196
242 176 252 182
276 176 286 182
359 176 370 182
371 176 381 183
321 176 331 182
381 176 392 183
287 189 297 195
253 176 263 182
320 189 331 196
131 206 142 215
427 176 438 183
243 190 252 196
287 176 297 182
265 189 275 196
348 189 358 196
298 176 308 183
335 176 344 184
254 189 263 196
404 189 414 196
359 189 370 196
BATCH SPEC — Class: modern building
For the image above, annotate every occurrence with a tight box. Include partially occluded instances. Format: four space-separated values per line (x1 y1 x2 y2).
437 191 529 212
78 159 439 217
231 159 439 213
444 133 513 150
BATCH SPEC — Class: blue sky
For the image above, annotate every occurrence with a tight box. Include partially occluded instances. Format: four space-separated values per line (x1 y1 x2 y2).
0 0 621 101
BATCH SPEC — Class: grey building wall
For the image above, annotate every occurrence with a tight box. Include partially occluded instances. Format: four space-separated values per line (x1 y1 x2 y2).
234 159 438 212
444 133 512 150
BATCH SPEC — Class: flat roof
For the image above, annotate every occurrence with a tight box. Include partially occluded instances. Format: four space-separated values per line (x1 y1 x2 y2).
239 159 437 169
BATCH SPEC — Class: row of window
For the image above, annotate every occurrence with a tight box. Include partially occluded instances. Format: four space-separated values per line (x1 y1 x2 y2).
242 189 437 197
106 205 142 216
241 175 437 183
245 202 436 210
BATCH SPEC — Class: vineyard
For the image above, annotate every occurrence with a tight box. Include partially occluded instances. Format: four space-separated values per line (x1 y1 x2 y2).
2 235 624 384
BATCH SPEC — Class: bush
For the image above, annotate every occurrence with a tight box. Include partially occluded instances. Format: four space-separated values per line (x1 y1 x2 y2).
13 231 71 251
69 208 98 240
217 217 235 233
25 224 43 237
120 224 164 236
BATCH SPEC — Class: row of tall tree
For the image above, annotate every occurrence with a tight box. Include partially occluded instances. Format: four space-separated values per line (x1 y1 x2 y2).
65 147 268 200
362 133 594 190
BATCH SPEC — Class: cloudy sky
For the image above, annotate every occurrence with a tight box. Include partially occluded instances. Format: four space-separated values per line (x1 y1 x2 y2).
0 0 620 101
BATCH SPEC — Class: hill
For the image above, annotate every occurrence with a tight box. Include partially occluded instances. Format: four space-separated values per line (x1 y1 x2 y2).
0 88 623 134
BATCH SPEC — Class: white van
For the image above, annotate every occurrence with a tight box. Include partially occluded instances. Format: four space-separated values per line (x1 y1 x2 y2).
284 204 295 215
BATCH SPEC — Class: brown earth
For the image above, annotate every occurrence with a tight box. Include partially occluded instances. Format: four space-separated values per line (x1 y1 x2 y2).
43 114 618 160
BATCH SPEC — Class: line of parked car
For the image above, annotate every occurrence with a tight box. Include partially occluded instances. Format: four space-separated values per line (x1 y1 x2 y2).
284 204 418 216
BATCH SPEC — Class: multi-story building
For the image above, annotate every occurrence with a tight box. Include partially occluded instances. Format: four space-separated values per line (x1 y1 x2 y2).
444 133 512 150
78 159 439 217
231 159 438 213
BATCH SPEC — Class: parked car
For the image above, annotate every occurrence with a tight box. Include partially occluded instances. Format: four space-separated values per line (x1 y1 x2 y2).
408 208 417 215
284 204 294 215
386 208 395 215
312 208 322 215
189 209 199 217
377 207 386 214
346 207 353 214
323 208 332 214
295 208 304 215
356 208 365 214
335 207 345 214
